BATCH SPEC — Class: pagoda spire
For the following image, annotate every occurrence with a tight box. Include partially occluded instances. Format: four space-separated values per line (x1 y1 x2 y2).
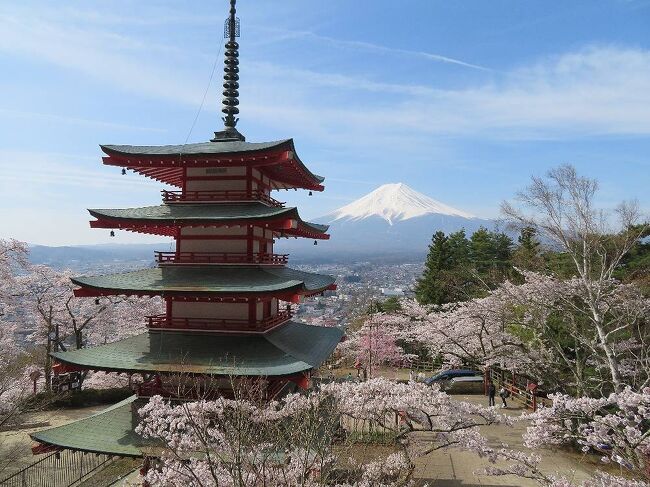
212 0 245 142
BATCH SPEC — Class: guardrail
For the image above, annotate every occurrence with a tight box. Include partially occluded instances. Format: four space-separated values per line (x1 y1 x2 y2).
0 449 113 487
155 251 288 265
162 189 284 207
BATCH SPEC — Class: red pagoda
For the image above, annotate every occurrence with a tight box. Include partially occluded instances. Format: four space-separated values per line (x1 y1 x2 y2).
31 0 342 458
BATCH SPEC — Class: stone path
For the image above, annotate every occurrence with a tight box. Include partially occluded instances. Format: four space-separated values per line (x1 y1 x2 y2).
412 395 599 486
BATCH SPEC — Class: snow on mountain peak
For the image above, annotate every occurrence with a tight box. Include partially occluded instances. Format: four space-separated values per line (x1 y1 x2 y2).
328 183 476 225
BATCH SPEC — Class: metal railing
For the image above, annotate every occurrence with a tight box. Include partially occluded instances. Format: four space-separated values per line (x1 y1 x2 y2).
161 189 284 207
0 450 113 487
155 251 288 265
146 310 292 332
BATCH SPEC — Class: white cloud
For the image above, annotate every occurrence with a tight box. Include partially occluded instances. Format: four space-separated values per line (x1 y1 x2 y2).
291 31 492 72
1 4 649 143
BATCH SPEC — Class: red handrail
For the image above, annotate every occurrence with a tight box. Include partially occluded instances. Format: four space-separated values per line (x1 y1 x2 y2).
146 310 292 332
155 251 288 265
162 189 284 207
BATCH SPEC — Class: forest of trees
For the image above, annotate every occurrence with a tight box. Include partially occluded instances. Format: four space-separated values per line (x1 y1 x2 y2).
416 224 649 306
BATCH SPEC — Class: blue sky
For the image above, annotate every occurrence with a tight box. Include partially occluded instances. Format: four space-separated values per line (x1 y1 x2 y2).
0 0 649 245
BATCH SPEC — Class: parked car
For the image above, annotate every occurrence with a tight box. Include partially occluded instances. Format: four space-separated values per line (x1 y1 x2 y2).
440 375 485 393
423 369 480 385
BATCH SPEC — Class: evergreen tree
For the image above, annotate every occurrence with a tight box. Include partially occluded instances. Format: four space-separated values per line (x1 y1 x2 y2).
447 229 470 268
491 231 514 274
416 231 453 305
469 227 494 274
512 226 542 271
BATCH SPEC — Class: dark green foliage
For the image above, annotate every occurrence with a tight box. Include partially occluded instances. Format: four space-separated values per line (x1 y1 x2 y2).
415 231 453 305
366 296 402 314
616 223 650 294
416 227 514 304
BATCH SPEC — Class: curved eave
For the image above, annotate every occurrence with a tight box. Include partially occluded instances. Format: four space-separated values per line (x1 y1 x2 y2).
100 139 324 191
30 396 147 457
50 322 344 377
87 205 329 239
70 266 336 298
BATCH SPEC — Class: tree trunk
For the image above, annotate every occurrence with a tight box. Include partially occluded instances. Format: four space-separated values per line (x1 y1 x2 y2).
75 329 83 349
595 323 623 391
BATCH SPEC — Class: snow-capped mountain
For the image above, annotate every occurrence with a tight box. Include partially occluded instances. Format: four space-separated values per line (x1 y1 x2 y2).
297 183 492 259
328 183 475 225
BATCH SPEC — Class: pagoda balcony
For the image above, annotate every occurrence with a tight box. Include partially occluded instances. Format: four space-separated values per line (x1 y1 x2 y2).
162 190 284 207
146 310 292 333
155 251 289 265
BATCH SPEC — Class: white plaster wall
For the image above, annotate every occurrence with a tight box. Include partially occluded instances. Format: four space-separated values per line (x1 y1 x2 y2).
180 239 247 253
186 179 247 192
172 301 248 320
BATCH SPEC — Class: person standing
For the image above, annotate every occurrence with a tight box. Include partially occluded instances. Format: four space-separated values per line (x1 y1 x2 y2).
487 381 496 407
499 386 509 408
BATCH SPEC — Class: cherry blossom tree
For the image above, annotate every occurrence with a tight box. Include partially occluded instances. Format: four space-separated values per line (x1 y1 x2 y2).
137 378 507 486
522 387 650 481
11 264 162 388
339 313 415 377
373 269 649 395
502 164 648 391
372 296 544 377
495 271 650 395
0 239 33 426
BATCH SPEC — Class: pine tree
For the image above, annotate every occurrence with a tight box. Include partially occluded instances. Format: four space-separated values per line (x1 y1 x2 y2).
416 231 452 305
512 226 542 271
469 227 494 274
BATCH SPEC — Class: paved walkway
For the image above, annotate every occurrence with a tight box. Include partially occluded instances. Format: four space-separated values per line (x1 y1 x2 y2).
412 395 599 486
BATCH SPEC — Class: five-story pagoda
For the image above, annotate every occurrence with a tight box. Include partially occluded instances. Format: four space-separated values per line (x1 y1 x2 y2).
31 0 342 458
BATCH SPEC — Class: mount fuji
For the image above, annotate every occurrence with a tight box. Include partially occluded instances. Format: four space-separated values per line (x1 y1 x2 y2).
290 183 492 260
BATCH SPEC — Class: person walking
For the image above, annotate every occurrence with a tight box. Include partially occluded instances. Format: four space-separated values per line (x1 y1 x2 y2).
499 386 509 408
487 381 496 407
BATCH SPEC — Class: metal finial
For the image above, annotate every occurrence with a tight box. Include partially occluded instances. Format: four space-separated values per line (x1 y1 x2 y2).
212 0 245 142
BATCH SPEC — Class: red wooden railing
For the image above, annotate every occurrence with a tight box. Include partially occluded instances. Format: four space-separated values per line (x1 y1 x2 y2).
155 251 289 265
162 189 284 207
486 367 549 411
146 310 292 332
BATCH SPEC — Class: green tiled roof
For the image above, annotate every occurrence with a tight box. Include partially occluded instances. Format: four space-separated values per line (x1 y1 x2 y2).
102 139 289 156
31 396 151 457
51 322 344 376
71 266 335 296
88 203 329 234
100 138 325 184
